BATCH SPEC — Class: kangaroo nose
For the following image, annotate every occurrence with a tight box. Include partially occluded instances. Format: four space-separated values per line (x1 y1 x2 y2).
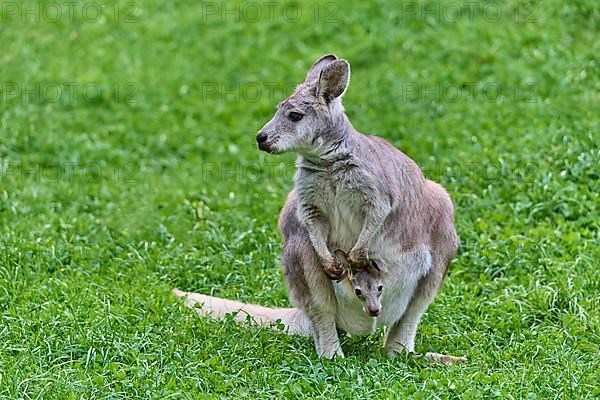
256 131 268 144
367 307 380 317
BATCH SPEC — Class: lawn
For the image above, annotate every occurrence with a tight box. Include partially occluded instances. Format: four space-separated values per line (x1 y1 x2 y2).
1 0 598 398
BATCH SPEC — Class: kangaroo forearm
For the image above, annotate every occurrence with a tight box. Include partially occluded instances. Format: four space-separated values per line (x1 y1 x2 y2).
353 204 391 254
306 220 334 263
299 204 333 263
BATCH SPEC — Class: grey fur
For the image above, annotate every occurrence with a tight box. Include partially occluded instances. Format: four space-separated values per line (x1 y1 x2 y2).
175 54 458 359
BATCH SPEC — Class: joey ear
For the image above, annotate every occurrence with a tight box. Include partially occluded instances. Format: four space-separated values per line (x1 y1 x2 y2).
333 249 349 266
317 60 350 103
370 259 388 274
306 54 338 82
335 270 348 283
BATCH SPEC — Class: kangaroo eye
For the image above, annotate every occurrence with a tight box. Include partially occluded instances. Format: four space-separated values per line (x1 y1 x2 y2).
288 112 304 122
378 285 383 292
354 288 362 296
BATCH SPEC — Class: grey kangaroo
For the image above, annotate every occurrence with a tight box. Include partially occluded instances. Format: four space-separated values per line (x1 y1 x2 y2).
174 54 461 361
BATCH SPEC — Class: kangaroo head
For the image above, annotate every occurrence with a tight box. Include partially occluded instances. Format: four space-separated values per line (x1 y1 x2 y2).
334 250 387 318
256 54 350 156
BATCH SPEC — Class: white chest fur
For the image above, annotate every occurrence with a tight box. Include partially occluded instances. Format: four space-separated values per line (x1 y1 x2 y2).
325 188 364 251
297 162 367 252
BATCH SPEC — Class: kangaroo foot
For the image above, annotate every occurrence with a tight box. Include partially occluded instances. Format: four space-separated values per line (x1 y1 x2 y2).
414 352 467 366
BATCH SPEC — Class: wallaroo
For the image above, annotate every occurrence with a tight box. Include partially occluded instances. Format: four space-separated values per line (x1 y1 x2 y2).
175 54 464 362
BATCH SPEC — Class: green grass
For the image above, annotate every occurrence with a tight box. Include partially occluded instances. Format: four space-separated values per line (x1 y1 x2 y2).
1 0 599 398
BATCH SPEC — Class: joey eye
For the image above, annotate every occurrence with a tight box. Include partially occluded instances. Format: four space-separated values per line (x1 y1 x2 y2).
288 112 304 122
354 288 362 296
378 285 383 292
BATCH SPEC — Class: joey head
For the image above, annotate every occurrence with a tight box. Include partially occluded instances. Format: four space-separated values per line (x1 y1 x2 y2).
334 249 388 317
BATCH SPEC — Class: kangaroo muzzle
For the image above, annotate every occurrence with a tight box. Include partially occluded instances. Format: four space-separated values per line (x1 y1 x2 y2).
364 303 381 317
257 130 278 153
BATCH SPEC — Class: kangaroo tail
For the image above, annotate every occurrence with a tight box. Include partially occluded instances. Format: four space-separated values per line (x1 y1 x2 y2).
172 288 310 336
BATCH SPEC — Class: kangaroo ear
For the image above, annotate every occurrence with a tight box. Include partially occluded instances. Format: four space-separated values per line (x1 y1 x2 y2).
370 259 388 274
333 249 349 266
306 54 338 82
317 60 350 103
